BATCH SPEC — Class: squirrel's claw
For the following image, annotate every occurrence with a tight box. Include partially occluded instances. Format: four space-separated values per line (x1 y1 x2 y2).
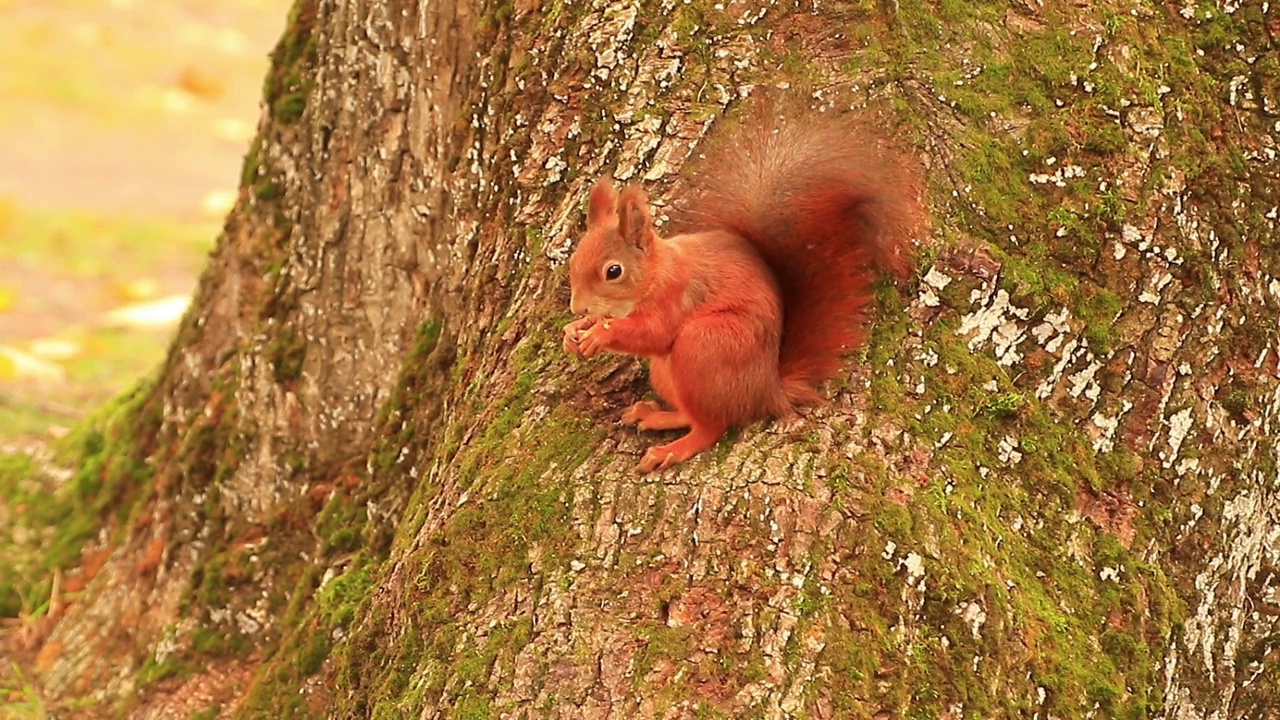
637 447 676 474
562 317 596 358
577 322 611 359
625 402 692 432
621 401 662 426
637 426 718 472
562 332 583 358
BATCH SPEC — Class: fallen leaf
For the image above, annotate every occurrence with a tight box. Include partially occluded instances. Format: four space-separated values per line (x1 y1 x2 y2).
215 28 249 55
0 345 66 384
159 87 197 114
27 337 83 361
176 66 225 100
118 277 161 301
0 286 14 313
213 117 255 144
202 190 237 217
101 295 190 329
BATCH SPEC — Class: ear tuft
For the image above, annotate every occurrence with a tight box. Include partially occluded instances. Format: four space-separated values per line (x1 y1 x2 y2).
617 187 654 252
587 179 618 228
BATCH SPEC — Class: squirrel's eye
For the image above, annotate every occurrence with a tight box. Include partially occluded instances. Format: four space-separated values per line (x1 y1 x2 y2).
605 264 624 281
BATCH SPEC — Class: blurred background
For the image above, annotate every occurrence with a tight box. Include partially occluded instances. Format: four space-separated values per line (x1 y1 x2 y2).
0 0 290 443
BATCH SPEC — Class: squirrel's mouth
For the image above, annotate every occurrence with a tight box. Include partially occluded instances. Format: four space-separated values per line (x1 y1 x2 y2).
593 300 634 319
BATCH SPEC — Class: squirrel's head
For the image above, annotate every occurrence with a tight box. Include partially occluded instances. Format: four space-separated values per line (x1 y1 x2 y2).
567 179 657 319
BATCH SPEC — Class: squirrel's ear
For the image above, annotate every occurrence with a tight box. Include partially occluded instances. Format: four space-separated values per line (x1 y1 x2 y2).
617 187 654 253
587 179 618 228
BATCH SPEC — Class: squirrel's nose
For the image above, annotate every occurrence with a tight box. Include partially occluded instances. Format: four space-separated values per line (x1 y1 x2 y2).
570 290 586 316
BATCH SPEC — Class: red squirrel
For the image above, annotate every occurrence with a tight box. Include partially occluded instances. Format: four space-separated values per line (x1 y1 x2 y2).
563 102 921 473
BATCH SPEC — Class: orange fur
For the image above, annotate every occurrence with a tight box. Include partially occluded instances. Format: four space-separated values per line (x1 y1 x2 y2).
565 101 922 472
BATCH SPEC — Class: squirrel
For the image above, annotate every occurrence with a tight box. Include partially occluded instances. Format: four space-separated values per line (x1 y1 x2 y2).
563 100 922 473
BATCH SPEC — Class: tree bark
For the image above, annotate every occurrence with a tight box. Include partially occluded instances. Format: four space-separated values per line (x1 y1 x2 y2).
10 0 1280 718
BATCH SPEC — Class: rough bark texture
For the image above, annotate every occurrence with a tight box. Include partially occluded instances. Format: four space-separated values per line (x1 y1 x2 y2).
6 0 1280 718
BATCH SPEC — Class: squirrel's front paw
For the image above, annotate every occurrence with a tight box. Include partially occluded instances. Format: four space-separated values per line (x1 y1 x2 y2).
562 329 583 357
576 321 612 359
562 317 596 357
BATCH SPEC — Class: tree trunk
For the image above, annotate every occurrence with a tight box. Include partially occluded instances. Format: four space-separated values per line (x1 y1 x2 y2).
10 0 1280 718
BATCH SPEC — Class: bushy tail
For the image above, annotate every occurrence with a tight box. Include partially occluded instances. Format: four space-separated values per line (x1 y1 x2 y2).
672 98 923 395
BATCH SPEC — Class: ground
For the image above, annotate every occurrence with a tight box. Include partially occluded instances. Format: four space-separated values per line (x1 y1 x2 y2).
0 0 288 440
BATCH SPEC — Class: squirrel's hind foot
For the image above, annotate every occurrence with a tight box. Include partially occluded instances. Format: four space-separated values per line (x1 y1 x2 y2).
623 401 691 431
637 424 724 473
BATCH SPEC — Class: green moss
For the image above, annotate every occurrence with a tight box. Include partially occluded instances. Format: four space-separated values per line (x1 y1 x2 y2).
191 626 250 658
412 319 443 361
189 552 233 609
844 179 1184 714
298 630 332 677
1219 378 1254 419
253 179 284 202
269 328 307 383
953 131 1028 228
453 694 495 720
240 135 265 188
315 490 367 555
634 625 695 684
264 0 319 124
274 93 307 124
1076 289 1124 355
329 384 602 718
0 452 42 617
1084 122 1127 156
318 560 374 629
982 391 1026 419
0 383 159 621
137 654 185 688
